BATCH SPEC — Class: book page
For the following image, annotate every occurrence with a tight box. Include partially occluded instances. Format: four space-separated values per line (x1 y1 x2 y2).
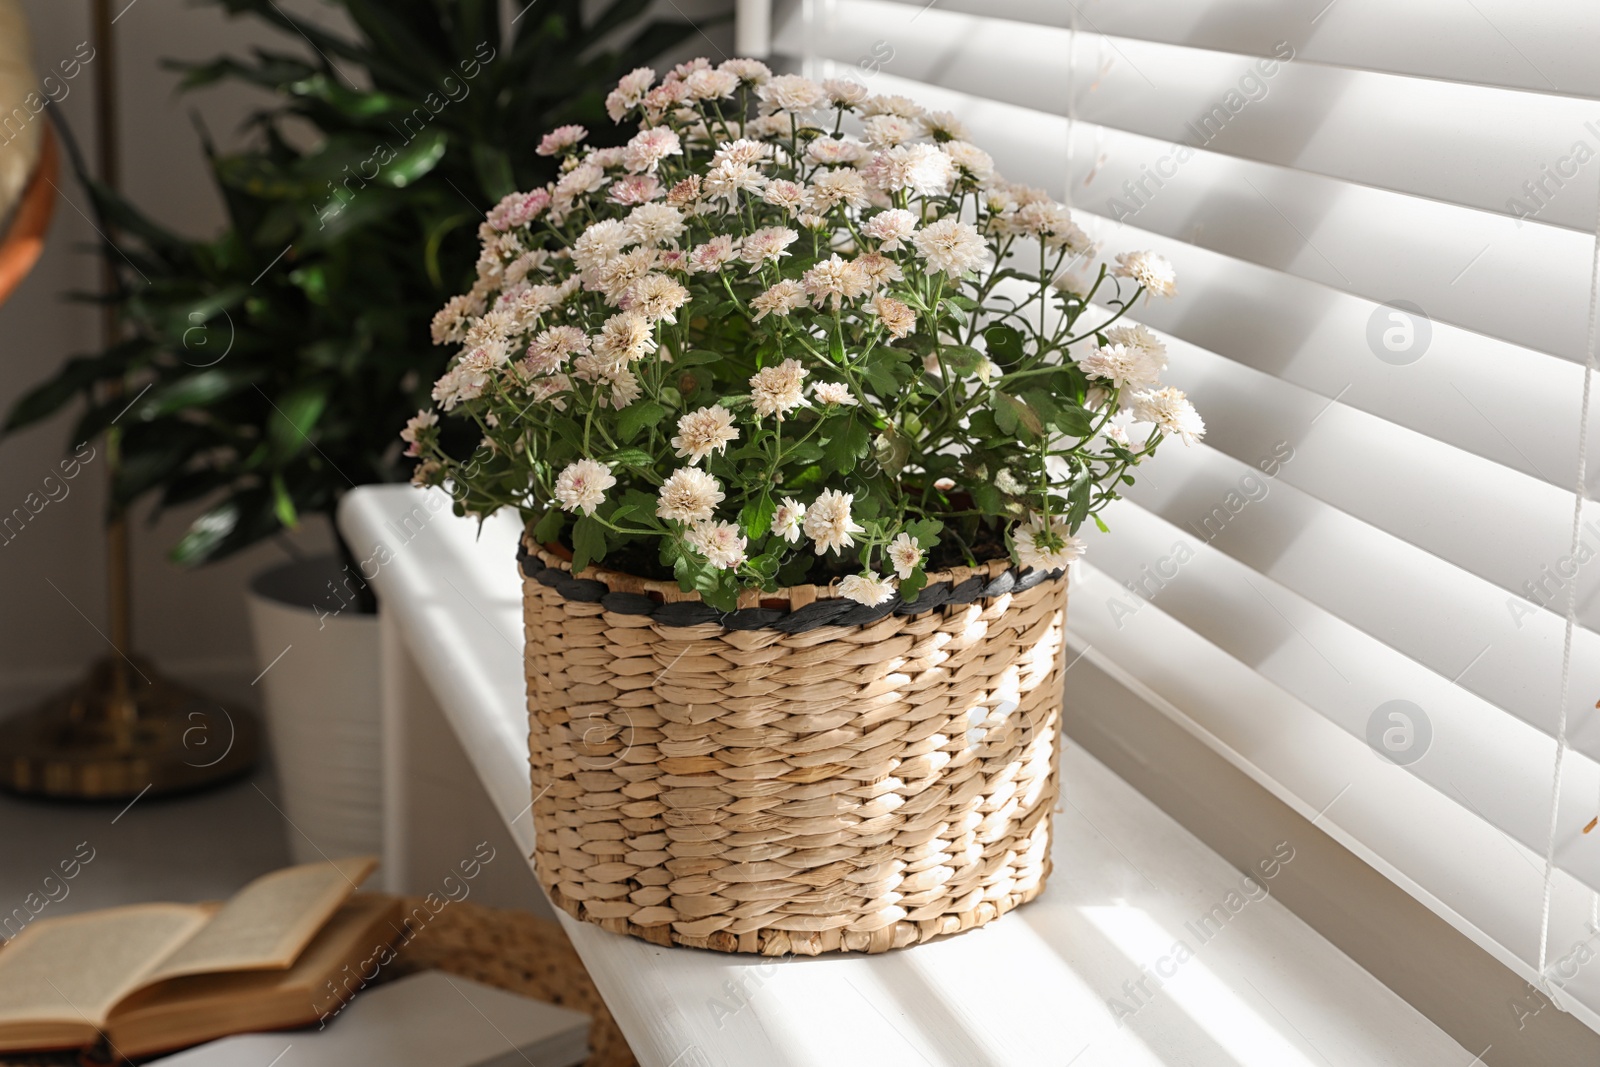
141 856 377 985
106 894 404 1059
0 904 209 1030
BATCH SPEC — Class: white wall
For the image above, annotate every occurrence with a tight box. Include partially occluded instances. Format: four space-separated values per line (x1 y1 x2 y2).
0 0 733 712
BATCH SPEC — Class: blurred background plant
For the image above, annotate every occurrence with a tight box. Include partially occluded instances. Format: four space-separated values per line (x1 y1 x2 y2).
3 0 707 568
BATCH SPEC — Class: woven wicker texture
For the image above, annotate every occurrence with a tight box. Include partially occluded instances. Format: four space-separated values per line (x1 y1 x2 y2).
521 544 1068 955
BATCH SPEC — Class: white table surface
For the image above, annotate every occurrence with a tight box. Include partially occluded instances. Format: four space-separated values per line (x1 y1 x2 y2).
340 484 1471 1067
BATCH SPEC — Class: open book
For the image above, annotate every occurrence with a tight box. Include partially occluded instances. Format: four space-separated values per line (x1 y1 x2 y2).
0 856 401 1058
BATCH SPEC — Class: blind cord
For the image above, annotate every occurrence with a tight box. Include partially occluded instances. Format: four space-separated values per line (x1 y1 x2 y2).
1537 162 1600 991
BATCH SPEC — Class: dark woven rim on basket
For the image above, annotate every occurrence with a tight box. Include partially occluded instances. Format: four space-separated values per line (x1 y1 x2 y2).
515 539 1063 633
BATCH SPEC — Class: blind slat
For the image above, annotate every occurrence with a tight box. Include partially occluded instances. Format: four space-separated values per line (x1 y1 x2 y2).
868 0 1600 98
1141 323 1600 631
778 0 1600 229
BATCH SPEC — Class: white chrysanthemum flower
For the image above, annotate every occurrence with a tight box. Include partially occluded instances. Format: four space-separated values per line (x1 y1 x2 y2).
671 405 740 464
464 309 514 349
839 572 896 606
807 167 870 212
657 467 725 523
683 68 739 101
522 325 589 374
719 57 772 85
888 533 922 579
431 294 476 345
552 162 606 216
604 173 662 206
804 489 863 556
622 273 687 323
1103 323 1167 366
622 127 682 174
853 253 902 289
605 366 642 410
593 311 656 364
750 359 807 420
862 208 918 251
941 140 994 183
1132 386 1205 445
862 113 919 148
862 93 924 119
812 381 857 406
922 110 969 141
757 74 827 114
1114 251 1177 298
400 409 437 457
711 139 768 167
536 124 588 156
750 279 807 321
912 217 988 276
590 246 656 304
666 175 702 208
554 459 616 516
762 179 808 215
739 226 799 273
624 202 685 247
689 235 737 273
1077 342 1164 391
1014 514 1085 572
802 254 872 310
864 144 955 196
411 459 441 487
870 295 917 340
771 498 806 543
686 519 747 570
822 77 869 108
571 219 632 272
806 137 869 166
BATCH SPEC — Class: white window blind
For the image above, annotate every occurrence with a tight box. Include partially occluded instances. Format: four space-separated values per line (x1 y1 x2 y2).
773 0 1600 1031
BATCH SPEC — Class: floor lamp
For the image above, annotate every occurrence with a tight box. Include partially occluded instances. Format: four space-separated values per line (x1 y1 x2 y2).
0 0 258 799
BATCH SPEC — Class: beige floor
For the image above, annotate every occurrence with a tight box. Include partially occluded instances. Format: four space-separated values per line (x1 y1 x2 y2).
0 762 291 930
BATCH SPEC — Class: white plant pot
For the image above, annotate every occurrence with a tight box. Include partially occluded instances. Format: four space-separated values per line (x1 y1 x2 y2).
246 556 381 864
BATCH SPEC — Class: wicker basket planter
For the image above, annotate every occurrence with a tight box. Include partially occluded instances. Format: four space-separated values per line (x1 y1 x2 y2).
518 537 1069 956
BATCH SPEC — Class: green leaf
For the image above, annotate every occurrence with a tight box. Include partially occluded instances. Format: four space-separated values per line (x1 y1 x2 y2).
983 324 1027 368
1051 402 1096 438
376 129 448 188
899 567 928 604
171 499 240 566
266 382 330 457
1068 476 1093 527
993 392 1043 439
134 369 259 423
941 345 984 374
821 414 871 475
571 515 608 572
270 472 300 528
603 447 653 469
739 494 775 541
531 507 564 544
617 400 666 441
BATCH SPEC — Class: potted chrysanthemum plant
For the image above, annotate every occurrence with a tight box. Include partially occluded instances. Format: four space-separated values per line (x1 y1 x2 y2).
405 59 1202 956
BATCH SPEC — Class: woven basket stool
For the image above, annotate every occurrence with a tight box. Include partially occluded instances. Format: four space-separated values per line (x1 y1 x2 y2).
519 538 1068 956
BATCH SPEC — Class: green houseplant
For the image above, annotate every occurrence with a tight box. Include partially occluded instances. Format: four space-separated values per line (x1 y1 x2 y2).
6 0 707 567
1 0 707 859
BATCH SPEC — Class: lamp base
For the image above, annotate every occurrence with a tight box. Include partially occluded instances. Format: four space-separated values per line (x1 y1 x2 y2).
0 657 259 800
